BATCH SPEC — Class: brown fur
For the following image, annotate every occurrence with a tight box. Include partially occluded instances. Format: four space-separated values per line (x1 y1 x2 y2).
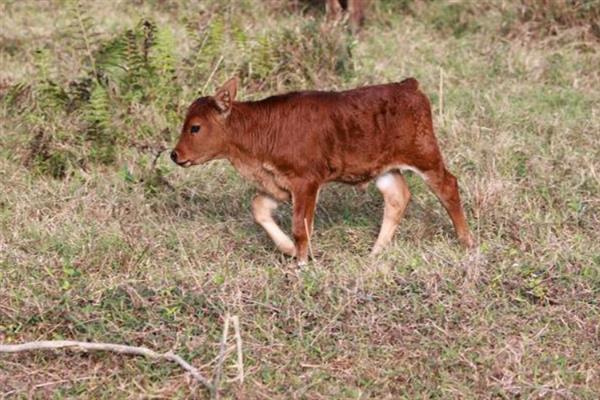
172 78 474 263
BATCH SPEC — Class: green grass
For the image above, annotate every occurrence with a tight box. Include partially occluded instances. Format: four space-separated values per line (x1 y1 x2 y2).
1 0 600 398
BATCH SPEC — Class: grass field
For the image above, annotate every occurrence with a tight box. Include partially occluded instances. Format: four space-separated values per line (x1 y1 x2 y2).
1 0 600 398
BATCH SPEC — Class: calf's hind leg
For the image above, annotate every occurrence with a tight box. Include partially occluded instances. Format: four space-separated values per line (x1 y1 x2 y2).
371 171 411 255
423 167 474 248
252 194 296 256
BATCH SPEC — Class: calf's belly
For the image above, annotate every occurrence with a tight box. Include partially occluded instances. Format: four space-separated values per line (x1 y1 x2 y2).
329 148 399 186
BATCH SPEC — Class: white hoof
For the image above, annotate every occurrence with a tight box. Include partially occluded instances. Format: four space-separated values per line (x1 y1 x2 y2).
297 259 308 267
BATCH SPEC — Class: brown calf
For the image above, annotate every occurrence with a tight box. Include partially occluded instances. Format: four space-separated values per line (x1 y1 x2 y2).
171 78 474 264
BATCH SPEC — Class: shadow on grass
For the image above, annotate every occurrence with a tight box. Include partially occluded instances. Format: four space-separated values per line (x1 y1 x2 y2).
154 167 455 256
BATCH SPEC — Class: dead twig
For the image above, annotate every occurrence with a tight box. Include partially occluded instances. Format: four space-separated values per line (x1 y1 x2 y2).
212 313 230 399
151 147 165 169
231 315 244 384
202 55 224 94
0 340 213 393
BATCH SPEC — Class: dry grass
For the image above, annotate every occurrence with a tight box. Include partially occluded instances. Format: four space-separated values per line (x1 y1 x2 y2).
1 0 600 398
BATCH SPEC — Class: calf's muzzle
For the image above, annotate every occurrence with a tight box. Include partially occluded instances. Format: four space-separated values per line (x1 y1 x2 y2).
170 150 179 164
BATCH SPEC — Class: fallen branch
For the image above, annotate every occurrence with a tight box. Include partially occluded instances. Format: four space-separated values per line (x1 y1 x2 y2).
231 315 244 384
0 340 213 393
212 313 230 399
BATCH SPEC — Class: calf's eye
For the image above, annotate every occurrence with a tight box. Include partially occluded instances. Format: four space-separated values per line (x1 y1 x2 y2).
190 125 201 134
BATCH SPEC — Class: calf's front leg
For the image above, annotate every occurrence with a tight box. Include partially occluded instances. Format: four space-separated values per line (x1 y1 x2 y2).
291 183 320 265
252 194 296 256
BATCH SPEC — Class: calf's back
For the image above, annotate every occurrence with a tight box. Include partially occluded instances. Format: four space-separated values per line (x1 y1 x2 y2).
226 78 441 186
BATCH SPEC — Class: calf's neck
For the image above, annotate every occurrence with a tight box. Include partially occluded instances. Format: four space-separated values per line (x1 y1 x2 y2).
171 77 474 264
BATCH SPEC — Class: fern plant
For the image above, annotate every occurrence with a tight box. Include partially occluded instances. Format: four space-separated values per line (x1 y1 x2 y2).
32 48 70 114
149 26 177 109
94 34 128 85
65 0 99 78
13 15 189 177
189 15 226 82
85 82 116 164
124 28 147 101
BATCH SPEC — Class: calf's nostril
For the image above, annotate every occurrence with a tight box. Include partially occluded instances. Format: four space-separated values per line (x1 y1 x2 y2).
170 150 178 163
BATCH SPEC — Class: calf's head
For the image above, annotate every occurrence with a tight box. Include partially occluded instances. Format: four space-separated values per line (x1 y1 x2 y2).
171 78 238 167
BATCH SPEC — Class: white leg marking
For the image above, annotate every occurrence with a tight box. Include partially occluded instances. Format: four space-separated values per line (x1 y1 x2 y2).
376 173 397 191
252 194 296 256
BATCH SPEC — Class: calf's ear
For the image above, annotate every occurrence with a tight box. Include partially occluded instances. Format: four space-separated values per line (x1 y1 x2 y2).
213 77 238 114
